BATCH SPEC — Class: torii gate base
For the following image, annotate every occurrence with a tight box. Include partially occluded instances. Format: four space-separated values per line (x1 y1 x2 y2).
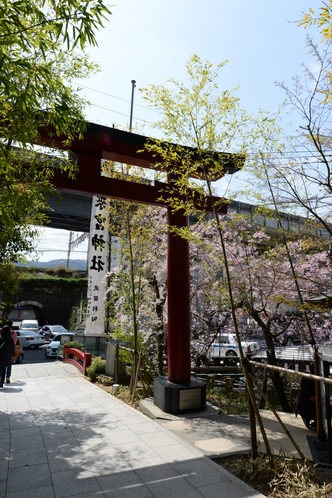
154 377 206 415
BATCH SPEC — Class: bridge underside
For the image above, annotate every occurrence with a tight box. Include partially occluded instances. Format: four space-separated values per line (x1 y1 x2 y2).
47 192 91 232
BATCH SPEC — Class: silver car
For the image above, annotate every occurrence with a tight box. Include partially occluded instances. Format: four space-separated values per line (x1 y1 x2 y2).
39 325 68 342
17 329 45 349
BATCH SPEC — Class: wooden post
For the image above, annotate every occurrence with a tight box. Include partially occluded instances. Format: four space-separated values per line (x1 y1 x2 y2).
115 343 119 384
246 356 258 460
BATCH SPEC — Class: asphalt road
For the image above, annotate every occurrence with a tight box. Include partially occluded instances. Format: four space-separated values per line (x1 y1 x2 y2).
18 343 55 364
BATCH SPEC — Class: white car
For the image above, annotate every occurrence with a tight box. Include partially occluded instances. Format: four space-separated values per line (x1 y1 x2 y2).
45 333 75 358
20 320 39 332
17 329 45 349
209 333 261 363
194 333 261 365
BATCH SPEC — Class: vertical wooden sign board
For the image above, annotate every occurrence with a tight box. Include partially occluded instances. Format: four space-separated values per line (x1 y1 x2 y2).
85 195 109 336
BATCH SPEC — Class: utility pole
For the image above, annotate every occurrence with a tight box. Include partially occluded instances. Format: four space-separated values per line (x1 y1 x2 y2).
129 80 136 132
66 231 74 269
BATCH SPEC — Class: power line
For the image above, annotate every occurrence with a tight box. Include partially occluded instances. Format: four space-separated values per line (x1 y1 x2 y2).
88 104 155 125
75 83 332 158
76 83 160 113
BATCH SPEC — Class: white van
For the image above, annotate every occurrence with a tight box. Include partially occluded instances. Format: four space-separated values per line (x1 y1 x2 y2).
20 320 39 332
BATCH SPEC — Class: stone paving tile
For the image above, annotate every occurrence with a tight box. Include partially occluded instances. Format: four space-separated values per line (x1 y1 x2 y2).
103 428 142 445
9 434 45 451
0 460 8 482
132 461 181 483
139 431 179 448
9 427 41 440
145 475 205 498
46 442 91 472
9 446 47 469
87 453 133 476
0 480 6 498
97 470 153 498
197 481 263 498
6 485 56 498
113 441 160 464
51 468 102 498
153 442 204 464
172 458 232 487
6 463 52 493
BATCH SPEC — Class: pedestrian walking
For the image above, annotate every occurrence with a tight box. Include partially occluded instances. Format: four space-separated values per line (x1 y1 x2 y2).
0 326 15 388
4 320 17 383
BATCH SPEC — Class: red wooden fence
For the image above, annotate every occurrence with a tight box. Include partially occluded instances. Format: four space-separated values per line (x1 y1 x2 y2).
63 345 92 375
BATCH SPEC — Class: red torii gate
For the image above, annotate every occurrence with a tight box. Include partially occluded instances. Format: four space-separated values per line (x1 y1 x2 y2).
38 122 240 412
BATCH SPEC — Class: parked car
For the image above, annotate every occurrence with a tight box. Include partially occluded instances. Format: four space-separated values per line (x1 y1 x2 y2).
39 325 68 342
193 332 261 365
20 320 39 333
17 329 45 348
45 333 75 358
14 338 24 364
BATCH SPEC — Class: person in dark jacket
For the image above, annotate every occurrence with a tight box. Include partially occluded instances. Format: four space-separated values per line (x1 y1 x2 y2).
0 326 15 388
297 364 317 430
4 320 17 383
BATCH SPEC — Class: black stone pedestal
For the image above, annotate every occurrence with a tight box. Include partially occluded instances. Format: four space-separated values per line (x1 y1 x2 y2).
154 376 206 415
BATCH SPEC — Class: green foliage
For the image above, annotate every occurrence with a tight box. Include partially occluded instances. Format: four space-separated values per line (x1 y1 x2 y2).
19 276 87 292
299 2 332 43
0 263 21 314
207 387 250 415
86 356 106 383
14 266 87 294
0 0 112 263
65 341 86 352
69 306 79 330
17 266 86 278
140 55 266 222
97 374 113 386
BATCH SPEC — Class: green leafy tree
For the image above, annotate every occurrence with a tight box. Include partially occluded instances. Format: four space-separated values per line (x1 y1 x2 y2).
140 55 295 419
0 0 112 260
300 2 332 43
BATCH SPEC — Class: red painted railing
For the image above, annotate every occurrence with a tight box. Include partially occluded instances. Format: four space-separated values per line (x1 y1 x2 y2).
63 345 92 375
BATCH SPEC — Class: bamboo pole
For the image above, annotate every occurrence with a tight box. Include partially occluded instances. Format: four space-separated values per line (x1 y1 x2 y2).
132 349 142 402
249 359 332 386
247 369 311 468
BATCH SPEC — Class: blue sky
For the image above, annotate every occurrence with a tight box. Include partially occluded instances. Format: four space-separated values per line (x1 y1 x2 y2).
77 0 322 130
34 0 325 262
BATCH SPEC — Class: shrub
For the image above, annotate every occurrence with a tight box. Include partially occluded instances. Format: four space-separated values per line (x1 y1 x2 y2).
65 341 86 352
86 357 106 383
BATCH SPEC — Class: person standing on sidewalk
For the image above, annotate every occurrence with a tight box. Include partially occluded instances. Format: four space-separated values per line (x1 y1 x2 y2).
0 325 15 388
4 320 17 383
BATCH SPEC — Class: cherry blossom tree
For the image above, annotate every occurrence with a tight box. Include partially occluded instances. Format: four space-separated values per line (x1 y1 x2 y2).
104 198 168 377
191 215 332 410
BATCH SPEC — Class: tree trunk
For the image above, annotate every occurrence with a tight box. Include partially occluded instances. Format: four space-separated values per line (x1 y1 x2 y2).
252 312 292 413
150 275 167 376
264 328 292 412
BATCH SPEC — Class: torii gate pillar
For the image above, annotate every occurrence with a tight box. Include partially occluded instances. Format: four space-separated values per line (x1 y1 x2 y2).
153 205 206 414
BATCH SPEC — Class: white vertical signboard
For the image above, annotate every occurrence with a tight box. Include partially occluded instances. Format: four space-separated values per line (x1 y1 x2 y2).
85 196 109 336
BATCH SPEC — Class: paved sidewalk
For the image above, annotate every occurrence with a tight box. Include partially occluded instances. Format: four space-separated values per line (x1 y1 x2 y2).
0 362 265 498
140 398 312 460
